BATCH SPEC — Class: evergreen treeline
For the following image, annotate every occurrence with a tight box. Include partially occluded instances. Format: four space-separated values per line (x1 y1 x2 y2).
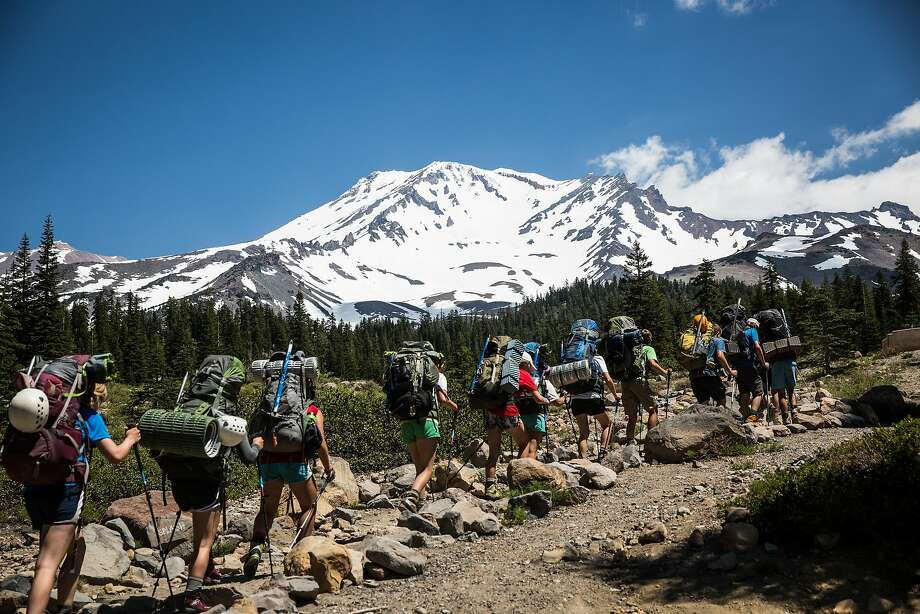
2 220 919 398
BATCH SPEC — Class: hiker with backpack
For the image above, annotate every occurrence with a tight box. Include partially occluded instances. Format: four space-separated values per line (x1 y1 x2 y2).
734 318 770 422
770 356 798 424
620 330 670 444
243 350 333 578
553 319 618 461
2 355 138 614
514 352 565 460
138 355 249 612
689 324 736 407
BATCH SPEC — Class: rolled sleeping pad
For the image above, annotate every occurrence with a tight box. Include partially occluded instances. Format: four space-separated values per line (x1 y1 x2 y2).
250 357 319 379
138 409 221 459
500 340 524 394
544 360 593 389
216 414 248 447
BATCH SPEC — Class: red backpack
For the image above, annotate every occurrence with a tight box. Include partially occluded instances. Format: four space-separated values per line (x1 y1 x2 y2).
1 355 94 485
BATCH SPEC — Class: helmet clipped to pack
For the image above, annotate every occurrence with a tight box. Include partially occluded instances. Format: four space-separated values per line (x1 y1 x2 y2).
8 388 50 433
216 415 248 447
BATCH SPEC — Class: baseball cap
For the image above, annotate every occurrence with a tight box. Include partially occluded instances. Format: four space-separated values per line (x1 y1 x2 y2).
746 318 760 327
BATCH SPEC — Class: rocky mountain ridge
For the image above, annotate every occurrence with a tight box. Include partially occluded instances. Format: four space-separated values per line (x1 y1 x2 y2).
15 162 918 321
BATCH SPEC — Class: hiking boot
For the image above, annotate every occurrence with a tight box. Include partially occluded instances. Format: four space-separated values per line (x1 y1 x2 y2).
790 411 799 424
183 590 212 613
597 447 608 462
745 415 759 424
242 545 262 578
204 566 228 585
399 490 421 513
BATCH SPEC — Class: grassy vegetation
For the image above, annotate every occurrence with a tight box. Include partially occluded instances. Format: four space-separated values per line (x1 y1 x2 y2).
744 418 920 574
728 458 755 471
825 362 895 400
501 505 528 526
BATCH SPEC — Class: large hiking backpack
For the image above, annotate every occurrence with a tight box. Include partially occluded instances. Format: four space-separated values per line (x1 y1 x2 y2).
720 303 747 340
2 354 112 485
678 315 714 370
469 336 513 411
560 319 602 395
384 341 440 420
153 355 246 483
607 329 645 382
253 351 323 456
752 309 790 342
515 341 545 415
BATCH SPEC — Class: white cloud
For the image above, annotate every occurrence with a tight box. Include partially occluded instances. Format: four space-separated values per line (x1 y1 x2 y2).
590 100 920 219
632 12 648 28
675 0 772 15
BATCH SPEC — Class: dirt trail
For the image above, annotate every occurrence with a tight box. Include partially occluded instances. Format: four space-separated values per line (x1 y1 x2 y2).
310 428 898 614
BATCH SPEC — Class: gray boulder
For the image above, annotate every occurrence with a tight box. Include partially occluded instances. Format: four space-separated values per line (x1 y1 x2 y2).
357 479 381 503
464 438 490 468
104 517 136 550
622 443 642 468
829 411 866 428
249 587 296 612
578 463 617 490
560 485 590 505
79 524 131 584
363 537 427 576
365 494 397 510
644 405 750 463
508 490 552 518
547 462 581 487
275 576 320 603
859 385 910 424
397 513 440 535
0 575 31 595
438 500 500 536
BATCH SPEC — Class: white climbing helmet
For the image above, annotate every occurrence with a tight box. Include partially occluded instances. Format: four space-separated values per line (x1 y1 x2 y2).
8 388 50 433
217 415 248 447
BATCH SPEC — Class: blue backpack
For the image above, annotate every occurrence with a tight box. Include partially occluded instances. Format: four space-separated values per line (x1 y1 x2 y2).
561 320 602 395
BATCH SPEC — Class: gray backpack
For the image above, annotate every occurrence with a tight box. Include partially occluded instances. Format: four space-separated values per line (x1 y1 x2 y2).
255 351 318 454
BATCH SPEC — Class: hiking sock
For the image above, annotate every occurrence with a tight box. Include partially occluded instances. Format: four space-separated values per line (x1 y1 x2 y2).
186 576 204 594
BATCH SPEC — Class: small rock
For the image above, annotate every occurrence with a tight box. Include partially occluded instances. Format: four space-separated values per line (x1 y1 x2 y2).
833 599 859 614
357 480 381 503
365 495 397 510
724 507 750 523
248 587 296 613
720 522 759 552
867 594 894 613
707 552 737 571
365 564 388 581
463 438 490 468
397 513 441 536
638 521 668 544
363 537 427 576
79 524 132 584
787 423 807 434
560 485 590 505
815 388 832 402
0 575 31 595
284 536 352 593
677 506 691 516
506 458 567 490
508 490 552 518
103 518 136 550
622 443 642 468
578 463 617 490
541 548 565 564
688 527 705 547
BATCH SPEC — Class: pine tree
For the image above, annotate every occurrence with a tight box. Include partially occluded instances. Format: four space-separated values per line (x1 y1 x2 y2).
0 276 23 398
8 234 34 360
761 262 782 308
70 301 92 352
892 239 920 328
32 216 64 356
873 271 896 336
288 291 310 351
623 240 675 358
690 258 719 316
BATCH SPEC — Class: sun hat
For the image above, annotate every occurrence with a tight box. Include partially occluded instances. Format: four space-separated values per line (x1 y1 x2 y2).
746 318 760 327
520 352 535 368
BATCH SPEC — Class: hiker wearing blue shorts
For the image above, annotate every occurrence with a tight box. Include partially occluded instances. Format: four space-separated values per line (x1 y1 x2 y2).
770 357 798 425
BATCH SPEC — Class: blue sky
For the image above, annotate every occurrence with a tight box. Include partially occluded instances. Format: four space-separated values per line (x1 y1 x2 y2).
2 0 919 259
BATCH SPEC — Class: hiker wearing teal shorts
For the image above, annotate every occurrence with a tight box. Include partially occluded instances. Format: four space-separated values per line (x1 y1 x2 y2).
399 354 458 513
517 355 566 459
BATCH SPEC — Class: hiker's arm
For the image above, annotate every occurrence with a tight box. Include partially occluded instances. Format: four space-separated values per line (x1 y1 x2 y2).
754 343 769 370
236 435 261 464
602 372 620 399
315 411 334 479
532 389 552 405
717 351 736 378
648 359 670 378
436 388 459 412
97 427 141 463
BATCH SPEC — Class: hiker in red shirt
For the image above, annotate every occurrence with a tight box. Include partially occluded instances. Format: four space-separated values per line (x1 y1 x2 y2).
483 352 554 497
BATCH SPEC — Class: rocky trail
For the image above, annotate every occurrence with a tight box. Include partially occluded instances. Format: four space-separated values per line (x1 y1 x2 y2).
1 353 918 614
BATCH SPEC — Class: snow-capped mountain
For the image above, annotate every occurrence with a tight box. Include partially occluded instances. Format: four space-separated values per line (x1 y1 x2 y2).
0 241 126 274
665 224 920 285
43 162 920 321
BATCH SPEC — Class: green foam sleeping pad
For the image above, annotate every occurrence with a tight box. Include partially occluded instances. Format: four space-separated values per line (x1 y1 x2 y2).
138 409 221 459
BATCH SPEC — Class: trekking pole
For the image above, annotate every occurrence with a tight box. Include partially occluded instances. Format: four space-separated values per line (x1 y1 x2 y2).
445 436 487 487
288 476 331 550
133 446 174 599
469 338 489 395
564 397 578 445
175 372 189 406
256 462 275 577
151 511 183 597
665 370 671 421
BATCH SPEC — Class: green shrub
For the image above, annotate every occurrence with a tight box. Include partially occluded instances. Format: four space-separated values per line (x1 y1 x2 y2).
502 504 528 526
684 434 782 460
745 418 920 572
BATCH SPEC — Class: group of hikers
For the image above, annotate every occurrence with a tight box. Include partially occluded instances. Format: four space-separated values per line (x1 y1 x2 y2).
2 303 799 614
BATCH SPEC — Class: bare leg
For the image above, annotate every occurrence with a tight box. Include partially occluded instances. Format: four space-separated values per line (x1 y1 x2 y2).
508 422 530 458
28 524 77 614
57 529 85 607
625 409 638 441
289 478 318 542
595 411 612 449
575 414 590 458
646 407 659 432
408 437 438 498
251 480 283 545
189 510 220 581
485 427 502 482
